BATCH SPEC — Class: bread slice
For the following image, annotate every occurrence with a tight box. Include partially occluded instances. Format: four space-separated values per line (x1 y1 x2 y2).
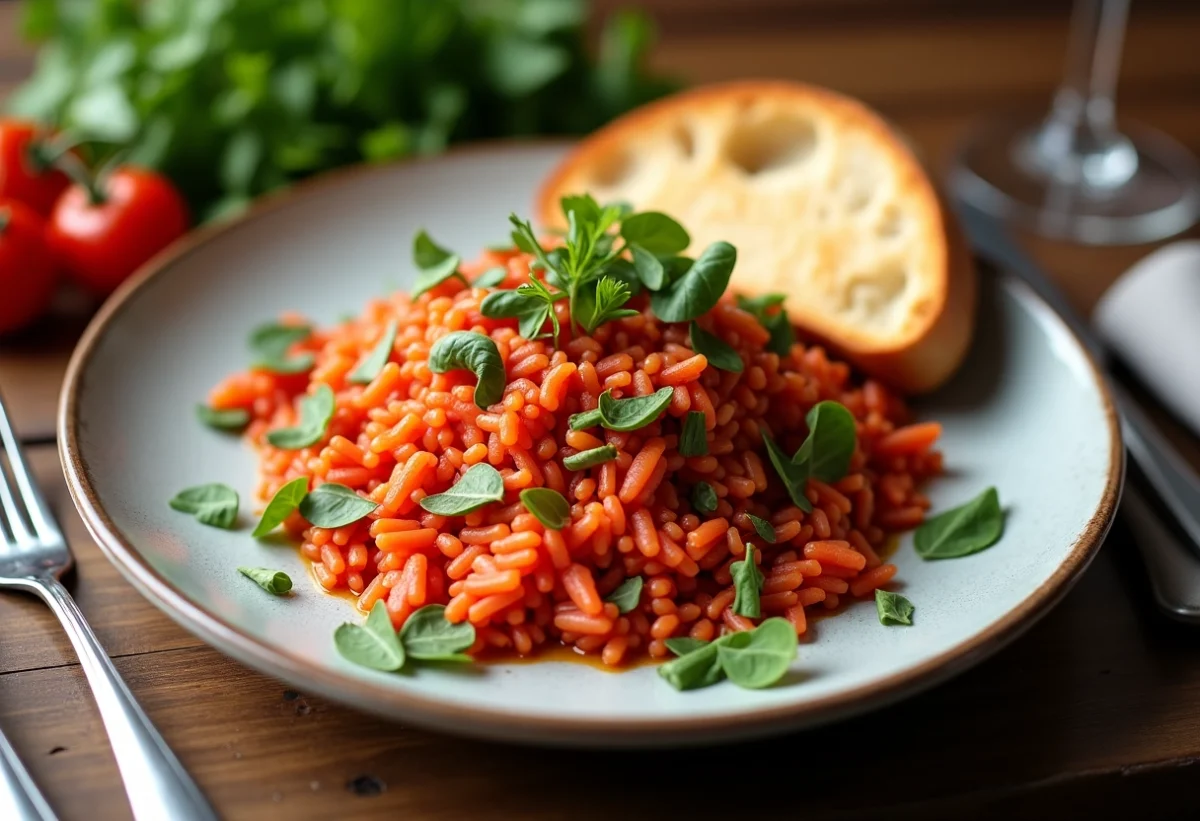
537 80 976 393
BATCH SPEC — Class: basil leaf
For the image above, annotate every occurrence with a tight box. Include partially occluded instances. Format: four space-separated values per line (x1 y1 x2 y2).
563 444 618 471
679 411 708 457
169 483 239 529
736 294 786 314
620 211 690 256
689 321 743 373
794 401 857 483
252 477 309 538
299 482 379 528
567 408 604 431
474 267 508 288
238 566 293 595
657 641 725 691
196 405 249 432
664 637 709 657
266 384 336 449
399 604 475 661
519 487 570 530
253 352 315 375
715 618 797 689
348 319 398 384
334 600 405 672
604 576 642 614
876 590 914 625
649 241 736 323
597 386 674 431
481 289 552 339
745 513 777 544
428 331 505 410
730 543 764 618
736 294 794 358
412 229 454 269
691 481 718 514
914 487 1004 560
762 430 812 512
249 322 311 360
413 255 464 298
630 244 666 290
561 194 601 225
419 463 505 516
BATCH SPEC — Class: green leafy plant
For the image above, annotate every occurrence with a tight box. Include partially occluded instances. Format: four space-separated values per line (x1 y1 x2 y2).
195 404 249 432
730 543 764 618
914 487 1004 559
238 567 293 595
348 319 398 384
604 576 643 614
737 294 795 357
762 400 859 512
875 590 914 625
266 384 336 449
419 463 506 516
169 482 239 529
518 487 570 530
562 444 618 471
252 476 309 538
679 411 708 457
298 482 379 528
658 618 798 691
427 331 505 410
689 321 743 373
690 481 718 514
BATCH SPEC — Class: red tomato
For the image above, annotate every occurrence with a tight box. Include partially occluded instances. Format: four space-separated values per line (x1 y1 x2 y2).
0 120 71 216
0 198 58 335
47 167 189 295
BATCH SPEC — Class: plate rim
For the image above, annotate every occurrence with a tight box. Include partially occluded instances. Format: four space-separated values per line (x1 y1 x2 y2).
56 140 1124 744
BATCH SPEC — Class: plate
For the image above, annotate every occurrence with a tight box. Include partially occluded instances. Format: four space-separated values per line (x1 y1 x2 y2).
59 143 1121 747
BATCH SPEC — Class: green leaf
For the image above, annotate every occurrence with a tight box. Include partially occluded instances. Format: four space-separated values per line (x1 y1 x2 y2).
485 35 570 97
334 601 405 672
664 637 709 657
427 331 505 410
419 464 505 516
399 605 476 661
620 212 690 256
169 483 239 529
252 477 309 538
715 618 797 689
413 255 464 298
679 411 708 457
238 567 293 596
348 320 398 384
650 242 737 323
196 405 249 432
604 577 643 614
67 82 138 143
413 229 454 269
568 408 604 431
299 483 379 528
519 487 570 530
876 590 914 626
657 641 725 691
730 543 764 618
481 286 559 341
561 194 601 226
266 385 336 450
737 294 795 358
597 386 674 432
794 401 857 483
689 322 743 373
220 129 263 194
250 322 311 359
563 444 619 471
914 488 1004 560
746 513 777 544
474 267 508 288
360 122 411 163
762 430 812 512
691 482 718 514
578 275 637 333
630 244 666 291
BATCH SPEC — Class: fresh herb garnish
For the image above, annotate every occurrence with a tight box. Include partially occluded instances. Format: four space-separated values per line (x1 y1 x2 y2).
657 638 726 691
413 255 463 298
563 444 619 471
238 567 293 595
169 483 239 529
399 605 476 661
419 463 506 516
196 405 250 432
604 577 643 614
914 487 1004 560
876 590 914 625
567 408 604 431
518 487 570 530
266 384 336 449
714 618 798 689
745 513 777 544
249 322 314 373
620 212 690 256
348 319 398 384
679 411 708 457
597 386 674 431
298 482 379 528
334 600 406 672
649 241 737 323
575 275 639 333
689 321 743 373
762 430 813 513
730 543 764 618
664 637 709 657
630 244 666 290
737 293 795 358
480 288 559 341
473 267 508 289
691 481 718 514
794 401 857 483
252 477 309 538
427 331 505 410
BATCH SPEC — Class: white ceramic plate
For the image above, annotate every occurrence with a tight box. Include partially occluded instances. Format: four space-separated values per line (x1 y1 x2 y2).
59 143 1121 747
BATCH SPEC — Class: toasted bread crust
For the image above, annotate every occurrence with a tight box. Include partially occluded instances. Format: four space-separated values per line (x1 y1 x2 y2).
538 80 976 393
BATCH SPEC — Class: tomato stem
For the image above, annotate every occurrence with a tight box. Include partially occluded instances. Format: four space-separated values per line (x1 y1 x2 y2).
54 152 108 207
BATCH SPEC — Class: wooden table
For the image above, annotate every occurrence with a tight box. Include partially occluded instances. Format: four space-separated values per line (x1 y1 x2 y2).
3 1 1200 818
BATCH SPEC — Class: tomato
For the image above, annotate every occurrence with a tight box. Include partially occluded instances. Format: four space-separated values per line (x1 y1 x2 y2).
0 198 58 335
0 120 71 216
47 167 189 295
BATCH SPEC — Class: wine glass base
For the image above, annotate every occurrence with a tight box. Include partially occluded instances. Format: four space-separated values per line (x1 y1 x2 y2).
951 117 1200 245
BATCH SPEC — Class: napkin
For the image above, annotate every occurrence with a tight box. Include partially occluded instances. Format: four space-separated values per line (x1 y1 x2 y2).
1094 241 1200 439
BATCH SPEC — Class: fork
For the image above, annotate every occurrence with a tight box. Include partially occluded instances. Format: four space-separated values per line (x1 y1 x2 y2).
0 390 218 821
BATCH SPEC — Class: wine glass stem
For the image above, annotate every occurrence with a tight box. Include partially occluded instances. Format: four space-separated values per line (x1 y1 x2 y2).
1057 0 1128 137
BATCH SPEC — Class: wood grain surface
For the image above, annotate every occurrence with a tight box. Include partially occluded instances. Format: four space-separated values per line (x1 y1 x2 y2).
1 1 1200 819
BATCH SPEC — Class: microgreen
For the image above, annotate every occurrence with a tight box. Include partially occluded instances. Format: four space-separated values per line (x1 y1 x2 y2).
794 401 858 483
914 488 1004 560
169 483 239 529
252 477 310 538
737 293 795 358
419 464 506 516
745 513 777 544
876 590 915 625
649 241 737 323
689 321 743 373
691 481 718 514
298 483 379 528
604 577 643 614
399 605 475 661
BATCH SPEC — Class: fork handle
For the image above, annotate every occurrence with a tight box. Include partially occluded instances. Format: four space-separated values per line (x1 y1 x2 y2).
0 727 57 821
34 577 219 821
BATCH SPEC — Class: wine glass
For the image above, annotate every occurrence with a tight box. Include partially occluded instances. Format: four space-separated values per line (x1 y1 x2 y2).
950 0 1200 245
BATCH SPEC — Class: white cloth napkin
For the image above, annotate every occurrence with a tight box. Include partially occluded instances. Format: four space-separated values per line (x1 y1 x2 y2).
1094 241 1200 438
